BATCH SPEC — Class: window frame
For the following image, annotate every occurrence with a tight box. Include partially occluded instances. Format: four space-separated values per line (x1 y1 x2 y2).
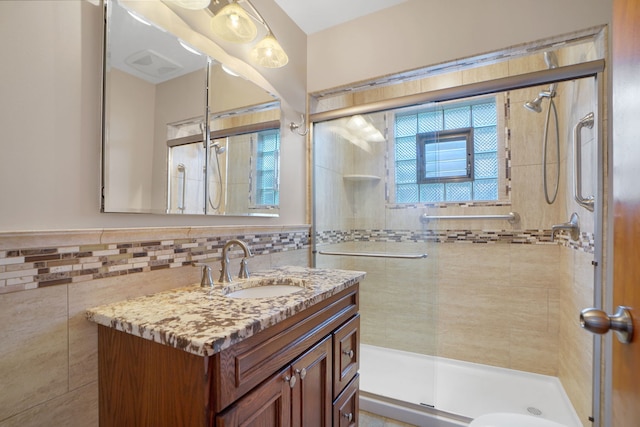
416 127 474 184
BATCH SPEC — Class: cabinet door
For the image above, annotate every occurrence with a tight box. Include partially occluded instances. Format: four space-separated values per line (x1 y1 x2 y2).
291 335 332 427
333 375 359 427
216 366 291 427
333 314 360 398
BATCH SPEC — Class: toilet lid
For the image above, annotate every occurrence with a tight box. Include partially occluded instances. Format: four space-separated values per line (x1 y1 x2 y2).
469 412 568 427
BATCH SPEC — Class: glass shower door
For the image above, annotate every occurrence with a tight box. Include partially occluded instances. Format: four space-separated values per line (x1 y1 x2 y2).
312 110 439 409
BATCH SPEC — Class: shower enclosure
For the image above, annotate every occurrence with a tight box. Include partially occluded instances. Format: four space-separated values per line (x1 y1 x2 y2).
166 126 280 215
311 36 605 427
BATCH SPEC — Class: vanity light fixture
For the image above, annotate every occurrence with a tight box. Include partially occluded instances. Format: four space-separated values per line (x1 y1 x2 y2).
250 31 288 68
173 0 289 68
214 0 288 68
211 1 258 43
170 0 211 9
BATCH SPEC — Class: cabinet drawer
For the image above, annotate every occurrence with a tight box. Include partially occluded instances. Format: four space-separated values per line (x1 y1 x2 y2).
333 375 359 427
213 285 359 411
333 314 359 398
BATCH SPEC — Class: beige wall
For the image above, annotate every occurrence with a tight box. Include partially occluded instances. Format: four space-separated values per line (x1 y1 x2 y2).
0 1 609 426
307 0 611 93
0 0 306 231
0 227 309 426
0 1 308 425
105 68 156 211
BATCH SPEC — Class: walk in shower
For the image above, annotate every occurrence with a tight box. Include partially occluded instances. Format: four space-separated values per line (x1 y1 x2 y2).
311 33 605 427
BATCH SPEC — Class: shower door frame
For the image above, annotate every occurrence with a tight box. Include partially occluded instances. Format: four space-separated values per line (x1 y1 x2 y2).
310 59 607 425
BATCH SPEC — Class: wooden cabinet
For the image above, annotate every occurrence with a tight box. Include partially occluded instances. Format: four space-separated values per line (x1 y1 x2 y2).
333 375 359 427
291 336 332 427
218 336 332 427
333 315 359 399
215 365 291 427
98 284 360 427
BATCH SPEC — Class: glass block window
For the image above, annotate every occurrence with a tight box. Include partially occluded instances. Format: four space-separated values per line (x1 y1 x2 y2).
255 129 280 206
394 98 498 203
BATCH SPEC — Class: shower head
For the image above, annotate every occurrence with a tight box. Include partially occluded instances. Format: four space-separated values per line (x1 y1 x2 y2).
544 51 559 69
524 51 560 113
524 97 544 113
524 89 556 113
210 142 226 154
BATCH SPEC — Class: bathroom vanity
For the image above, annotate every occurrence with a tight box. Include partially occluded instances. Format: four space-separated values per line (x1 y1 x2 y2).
87 266 363 427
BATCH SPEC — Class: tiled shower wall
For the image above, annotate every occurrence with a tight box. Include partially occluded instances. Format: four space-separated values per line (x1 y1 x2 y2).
313 35 605 426
0 225 310 426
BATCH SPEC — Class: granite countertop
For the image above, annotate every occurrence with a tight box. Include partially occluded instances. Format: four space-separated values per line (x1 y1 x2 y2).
86 266 365 357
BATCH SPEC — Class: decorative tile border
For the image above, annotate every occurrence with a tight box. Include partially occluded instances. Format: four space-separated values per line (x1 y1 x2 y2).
0 224 593 295
315 228 595 252
0 227 310 295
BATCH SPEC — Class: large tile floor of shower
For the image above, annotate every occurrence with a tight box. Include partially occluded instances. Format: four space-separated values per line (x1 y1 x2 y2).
359 344 582 427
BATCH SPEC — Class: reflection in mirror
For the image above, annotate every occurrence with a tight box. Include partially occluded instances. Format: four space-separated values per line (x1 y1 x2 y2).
165 99 280 216
101 0 282 216
102 0 208 214
206 99 281 216
205 61 280 216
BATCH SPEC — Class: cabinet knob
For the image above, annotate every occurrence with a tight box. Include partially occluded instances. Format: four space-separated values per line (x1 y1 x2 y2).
342 349 354 359
284 375 296 388
295 368 307 380
342 412 353 422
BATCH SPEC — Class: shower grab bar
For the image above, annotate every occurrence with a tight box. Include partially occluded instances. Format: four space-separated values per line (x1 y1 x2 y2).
573 112 595 211
419 212 520 224
318 250 428 259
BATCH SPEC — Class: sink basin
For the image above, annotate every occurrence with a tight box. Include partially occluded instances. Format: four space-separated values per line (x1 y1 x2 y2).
223 277 307 299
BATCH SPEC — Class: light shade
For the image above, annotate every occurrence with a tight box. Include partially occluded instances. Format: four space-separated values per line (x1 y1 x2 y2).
211 2 257 43
171 0 211 10
250 33 288 68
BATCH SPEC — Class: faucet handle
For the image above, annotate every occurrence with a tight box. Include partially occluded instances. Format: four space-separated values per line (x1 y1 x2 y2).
193 263 214 287
551 212 580 242
239 257 250 279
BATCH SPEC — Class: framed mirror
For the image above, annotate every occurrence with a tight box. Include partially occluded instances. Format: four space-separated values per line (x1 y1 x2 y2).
101 0 281 216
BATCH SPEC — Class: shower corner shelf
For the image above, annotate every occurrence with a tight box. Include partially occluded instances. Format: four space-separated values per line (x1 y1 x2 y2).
343 174 381 182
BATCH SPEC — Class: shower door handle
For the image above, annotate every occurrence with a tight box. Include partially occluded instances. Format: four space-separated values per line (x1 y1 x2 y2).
573 112 595 211
580 306 633 344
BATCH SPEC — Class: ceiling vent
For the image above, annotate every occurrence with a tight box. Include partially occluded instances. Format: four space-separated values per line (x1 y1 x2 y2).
124 49 183 79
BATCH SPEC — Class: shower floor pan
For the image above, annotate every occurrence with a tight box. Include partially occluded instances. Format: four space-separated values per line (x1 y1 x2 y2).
359 344 582 427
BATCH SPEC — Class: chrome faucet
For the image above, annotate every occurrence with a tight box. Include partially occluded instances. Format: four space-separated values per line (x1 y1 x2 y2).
219 239 252 283
551 212 580 242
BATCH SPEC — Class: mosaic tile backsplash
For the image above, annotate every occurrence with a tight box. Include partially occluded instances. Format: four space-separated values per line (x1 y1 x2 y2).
1 224 593 295
316 228 595 252
0 229 310 294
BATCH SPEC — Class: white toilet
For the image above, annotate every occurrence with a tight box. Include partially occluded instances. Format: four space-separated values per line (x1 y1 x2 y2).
469 412 568 427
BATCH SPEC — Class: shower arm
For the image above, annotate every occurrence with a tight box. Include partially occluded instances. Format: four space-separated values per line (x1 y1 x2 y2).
573 112 595 211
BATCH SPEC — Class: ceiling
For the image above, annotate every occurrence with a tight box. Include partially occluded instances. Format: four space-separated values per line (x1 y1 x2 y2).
272 0 409 34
